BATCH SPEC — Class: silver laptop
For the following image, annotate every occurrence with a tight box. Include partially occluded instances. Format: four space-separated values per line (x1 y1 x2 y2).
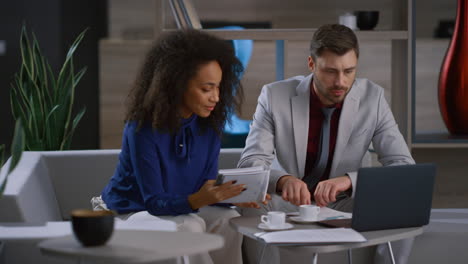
318 164 436 232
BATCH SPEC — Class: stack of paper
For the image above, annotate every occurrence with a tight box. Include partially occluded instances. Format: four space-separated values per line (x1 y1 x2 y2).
255 228 366 243
318 207 352 220
218 166 269 203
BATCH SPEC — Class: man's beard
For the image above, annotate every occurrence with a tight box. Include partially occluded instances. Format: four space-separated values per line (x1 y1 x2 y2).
314 79 349 104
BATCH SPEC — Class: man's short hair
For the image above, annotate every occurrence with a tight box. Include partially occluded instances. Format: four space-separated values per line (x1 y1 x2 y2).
309 24 359 60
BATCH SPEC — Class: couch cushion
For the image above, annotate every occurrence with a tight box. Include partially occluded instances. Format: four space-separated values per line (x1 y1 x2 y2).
43 150 120 220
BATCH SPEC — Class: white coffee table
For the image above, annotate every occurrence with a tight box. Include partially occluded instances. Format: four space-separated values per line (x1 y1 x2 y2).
231 216 423 264
39 229 223 264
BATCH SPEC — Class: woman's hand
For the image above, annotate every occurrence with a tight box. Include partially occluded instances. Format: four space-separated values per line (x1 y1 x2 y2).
233 193 272 209
188 180 245 210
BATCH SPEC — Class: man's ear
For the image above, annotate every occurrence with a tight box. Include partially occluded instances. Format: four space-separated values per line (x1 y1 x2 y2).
308 56 315 72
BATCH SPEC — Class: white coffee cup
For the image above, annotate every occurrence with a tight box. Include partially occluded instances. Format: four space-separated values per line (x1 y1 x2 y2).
299 205 321 221
261 211 286 227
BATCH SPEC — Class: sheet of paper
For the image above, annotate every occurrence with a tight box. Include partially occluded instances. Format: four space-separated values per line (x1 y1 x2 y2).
218 167 269 203
317 207 352 220
219 166 264 175
254 228 366 244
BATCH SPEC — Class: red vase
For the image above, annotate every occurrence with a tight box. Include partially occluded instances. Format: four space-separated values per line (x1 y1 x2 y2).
439 0 468 134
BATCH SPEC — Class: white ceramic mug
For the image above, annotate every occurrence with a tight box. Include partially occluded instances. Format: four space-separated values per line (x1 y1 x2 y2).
339 13 357 30
261 211 286 227
299 205 321 221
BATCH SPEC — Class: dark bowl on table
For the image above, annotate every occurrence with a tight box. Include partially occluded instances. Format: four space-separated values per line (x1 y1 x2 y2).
71 209 115 247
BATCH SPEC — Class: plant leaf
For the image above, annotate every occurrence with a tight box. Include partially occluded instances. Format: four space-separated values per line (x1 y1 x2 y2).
60 107 86 150
57 29 87 89
10 85 28 123
72 107 86 132
0 145 5 168
8 120 25 174
0 144 5 196
72 67 87 88
0 178 7 196
11 26 87 151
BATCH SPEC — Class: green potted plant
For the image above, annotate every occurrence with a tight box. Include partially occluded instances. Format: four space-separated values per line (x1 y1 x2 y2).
10 26 87 150
1 25 85 257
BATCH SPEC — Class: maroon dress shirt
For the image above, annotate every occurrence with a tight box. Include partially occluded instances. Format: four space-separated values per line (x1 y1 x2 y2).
304 81 342 194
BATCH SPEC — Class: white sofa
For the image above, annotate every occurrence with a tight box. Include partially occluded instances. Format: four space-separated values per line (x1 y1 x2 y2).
0 149 243 264
1 150 468 264
0 149 244 223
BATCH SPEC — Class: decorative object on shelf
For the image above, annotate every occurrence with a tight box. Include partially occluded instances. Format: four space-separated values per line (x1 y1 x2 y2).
434 20 455 38
339 13 357 30
0 120 25 197
10 26 87 150
438 0 468 134
355 11 379 30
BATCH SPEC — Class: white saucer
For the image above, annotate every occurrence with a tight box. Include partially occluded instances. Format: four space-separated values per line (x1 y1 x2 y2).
257 223 294 231
289 216 319 223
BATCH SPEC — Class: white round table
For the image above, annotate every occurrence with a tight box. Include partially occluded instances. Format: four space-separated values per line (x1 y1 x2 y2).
39 229 223 264
230 216 423 264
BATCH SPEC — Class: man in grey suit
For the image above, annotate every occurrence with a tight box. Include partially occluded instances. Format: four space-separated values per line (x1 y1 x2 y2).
238 24 415 264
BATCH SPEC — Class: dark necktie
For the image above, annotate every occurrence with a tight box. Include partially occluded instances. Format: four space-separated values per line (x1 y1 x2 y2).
304 107 336 190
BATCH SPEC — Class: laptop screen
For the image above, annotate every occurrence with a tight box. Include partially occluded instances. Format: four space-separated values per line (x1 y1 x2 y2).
351 164 436 232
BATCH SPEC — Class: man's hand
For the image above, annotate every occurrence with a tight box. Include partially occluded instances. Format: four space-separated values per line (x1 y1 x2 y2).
234 194 272 209
314 175 351 207
277 175 311 206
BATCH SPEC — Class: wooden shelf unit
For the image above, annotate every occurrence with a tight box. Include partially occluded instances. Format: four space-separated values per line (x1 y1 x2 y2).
199 29 409 41
193 0 414 150
412 132 468 148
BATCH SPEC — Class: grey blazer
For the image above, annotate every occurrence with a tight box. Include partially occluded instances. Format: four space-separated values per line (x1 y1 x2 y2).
238 74 414 197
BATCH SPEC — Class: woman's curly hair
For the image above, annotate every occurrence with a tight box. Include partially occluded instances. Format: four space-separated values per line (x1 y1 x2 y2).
125 29 244 135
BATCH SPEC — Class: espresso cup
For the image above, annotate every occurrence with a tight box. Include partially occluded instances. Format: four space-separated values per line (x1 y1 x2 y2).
299 205 321 221
261 211 286 227
71 209 115 247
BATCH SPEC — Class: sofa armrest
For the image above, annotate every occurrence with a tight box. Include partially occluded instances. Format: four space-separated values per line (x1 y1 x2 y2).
43 150 120 220
0 152 61 223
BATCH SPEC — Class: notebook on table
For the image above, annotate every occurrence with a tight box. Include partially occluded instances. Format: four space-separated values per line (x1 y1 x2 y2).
318 163 436 232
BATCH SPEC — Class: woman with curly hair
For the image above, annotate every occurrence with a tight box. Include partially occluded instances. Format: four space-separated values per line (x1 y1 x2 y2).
97 30 256 264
